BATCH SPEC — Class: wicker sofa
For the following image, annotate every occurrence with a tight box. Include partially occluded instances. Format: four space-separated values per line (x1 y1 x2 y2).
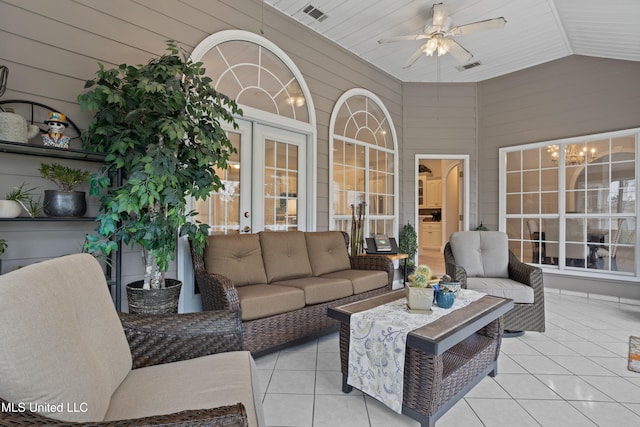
192 230 394 355
0 253 264 427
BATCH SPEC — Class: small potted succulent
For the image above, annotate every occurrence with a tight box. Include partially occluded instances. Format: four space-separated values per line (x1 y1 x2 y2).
406 264 439 313
39 162 91 217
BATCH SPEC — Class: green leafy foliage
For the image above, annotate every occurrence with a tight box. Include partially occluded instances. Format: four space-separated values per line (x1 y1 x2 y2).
398 222 418 265
78 40 242 287
39 163 90 192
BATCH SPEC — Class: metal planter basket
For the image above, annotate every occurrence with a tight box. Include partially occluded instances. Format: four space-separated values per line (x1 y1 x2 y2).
126 279 182 314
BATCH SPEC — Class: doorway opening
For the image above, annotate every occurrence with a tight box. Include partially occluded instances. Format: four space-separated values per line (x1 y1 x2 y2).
414 155 470 275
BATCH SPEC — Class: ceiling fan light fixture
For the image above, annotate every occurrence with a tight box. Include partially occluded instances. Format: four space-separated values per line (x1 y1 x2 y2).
425 38 438 56
437 39 449 56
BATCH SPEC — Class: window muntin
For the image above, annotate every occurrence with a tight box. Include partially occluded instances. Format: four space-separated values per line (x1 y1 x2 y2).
330 91 397 241
200 40 309 123
502 129 638 277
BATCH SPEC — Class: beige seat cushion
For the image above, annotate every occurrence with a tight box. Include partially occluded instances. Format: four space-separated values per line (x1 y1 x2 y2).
272 276 353 305
259 231 312 282
204 234 267 286
466 277 535 304
450 231 510 278
236 284 306 320
105 351 265 427
321 269 388 294
0 254 132 422
304 231 351 276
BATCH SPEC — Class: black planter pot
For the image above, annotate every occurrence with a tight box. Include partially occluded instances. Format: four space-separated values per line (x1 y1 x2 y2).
43 190 87 217
126 279 182 314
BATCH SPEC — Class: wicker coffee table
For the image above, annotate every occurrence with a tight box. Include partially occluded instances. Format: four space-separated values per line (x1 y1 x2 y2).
327 289 513 427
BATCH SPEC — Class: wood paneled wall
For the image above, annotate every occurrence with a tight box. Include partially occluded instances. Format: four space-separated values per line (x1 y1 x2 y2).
0 0 402 299
477 55 640 230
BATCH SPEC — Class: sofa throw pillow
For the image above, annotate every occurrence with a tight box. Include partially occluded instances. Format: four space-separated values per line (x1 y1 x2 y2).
259 231 312 283
305 231 351 276
450 231 509 278
204 234 268 286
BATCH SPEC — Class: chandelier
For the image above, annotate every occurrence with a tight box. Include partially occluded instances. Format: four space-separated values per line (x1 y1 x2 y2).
547 144 596 166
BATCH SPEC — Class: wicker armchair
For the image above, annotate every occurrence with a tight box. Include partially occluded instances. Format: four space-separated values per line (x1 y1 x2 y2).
0 254 263 427
444 231 545 333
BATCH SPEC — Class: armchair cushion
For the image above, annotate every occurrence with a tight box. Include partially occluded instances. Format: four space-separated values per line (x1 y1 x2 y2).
466 277 535 304
449 231 509 278
104 351 263 426
0 253 132 423
204 234 268 287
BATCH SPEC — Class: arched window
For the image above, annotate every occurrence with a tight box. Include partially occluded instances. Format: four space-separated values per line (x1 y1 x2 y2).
330 89 398 239
192 31 312 125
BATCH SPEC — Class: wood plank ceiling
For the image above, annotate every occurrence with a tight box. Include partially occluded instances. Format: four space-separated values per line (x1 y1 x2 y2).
264 0 640 82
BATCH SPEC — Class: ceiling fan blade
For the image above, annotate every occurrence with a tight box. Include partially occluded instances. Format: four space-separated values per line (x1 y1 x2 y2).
403 44 428 68
448 17 507 37
440 38 473 63
378 34 427 44
432 3 449 28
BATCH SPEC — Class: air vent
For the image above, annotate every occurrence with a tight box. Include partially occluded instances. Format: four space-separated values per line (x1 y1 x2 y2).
456 61 482 72
303 4 328 22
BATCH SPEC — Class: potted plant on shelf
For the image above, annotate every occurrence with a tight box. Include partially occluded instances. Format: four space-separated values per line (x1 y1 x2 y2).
0 183 40 218
399 222 418 275
78 40 241 314
39 162 90 217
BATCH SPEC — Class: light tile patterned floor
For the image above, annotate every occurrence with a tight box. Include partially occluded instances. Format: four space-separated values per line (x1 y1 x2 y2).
254 291 640 427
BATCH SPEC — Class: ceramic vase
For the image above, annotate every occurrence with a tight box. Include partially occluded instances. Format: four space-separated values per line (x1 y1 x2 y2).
0 200 22 218
406 285 433 313
436 290 455 309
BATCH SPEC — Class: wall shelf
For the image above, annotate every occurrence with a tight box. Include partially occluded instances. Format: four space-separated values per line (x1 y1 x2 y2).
0 139 120 310
0 140 104 162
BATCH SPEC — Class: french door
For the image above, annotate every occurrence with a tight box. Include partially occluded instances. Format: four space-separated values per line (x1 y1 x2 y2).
193 120 307 234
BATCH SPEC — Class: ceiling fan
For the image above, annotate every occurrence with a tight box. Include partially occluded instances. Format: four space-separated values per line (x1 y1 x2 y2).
378 2 506 68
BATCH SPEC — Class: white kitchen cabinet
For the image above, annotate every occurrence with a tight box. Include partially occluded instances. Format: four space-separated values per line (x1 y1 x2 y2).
420 222 442 250
418 173 428 209
426 179 442 208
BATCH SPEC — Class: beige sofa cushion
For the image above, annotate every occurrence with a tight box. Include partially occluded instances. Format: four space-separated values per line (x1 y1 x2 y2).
466 277 535 304
236 284 306 320
304 231 351 276
0 254 132 422
259 231 312 282
272 276 353 305
321 269 388 294
204 234 268 287
450 231 510 278
105 351 265 427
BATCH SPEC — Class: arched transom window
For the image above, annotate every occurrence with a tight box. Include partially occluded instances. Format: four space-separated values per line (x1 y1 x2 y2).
330 89 398 239
198 40 309 123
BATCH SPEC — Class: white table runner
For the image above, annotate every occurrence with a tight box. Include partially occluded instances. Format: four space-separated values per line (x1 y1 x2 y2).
347 289 486 413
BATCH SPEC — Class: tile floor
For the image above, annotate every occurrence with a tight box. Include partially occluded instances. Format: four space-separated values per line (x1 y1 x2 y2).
254 290 640 427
